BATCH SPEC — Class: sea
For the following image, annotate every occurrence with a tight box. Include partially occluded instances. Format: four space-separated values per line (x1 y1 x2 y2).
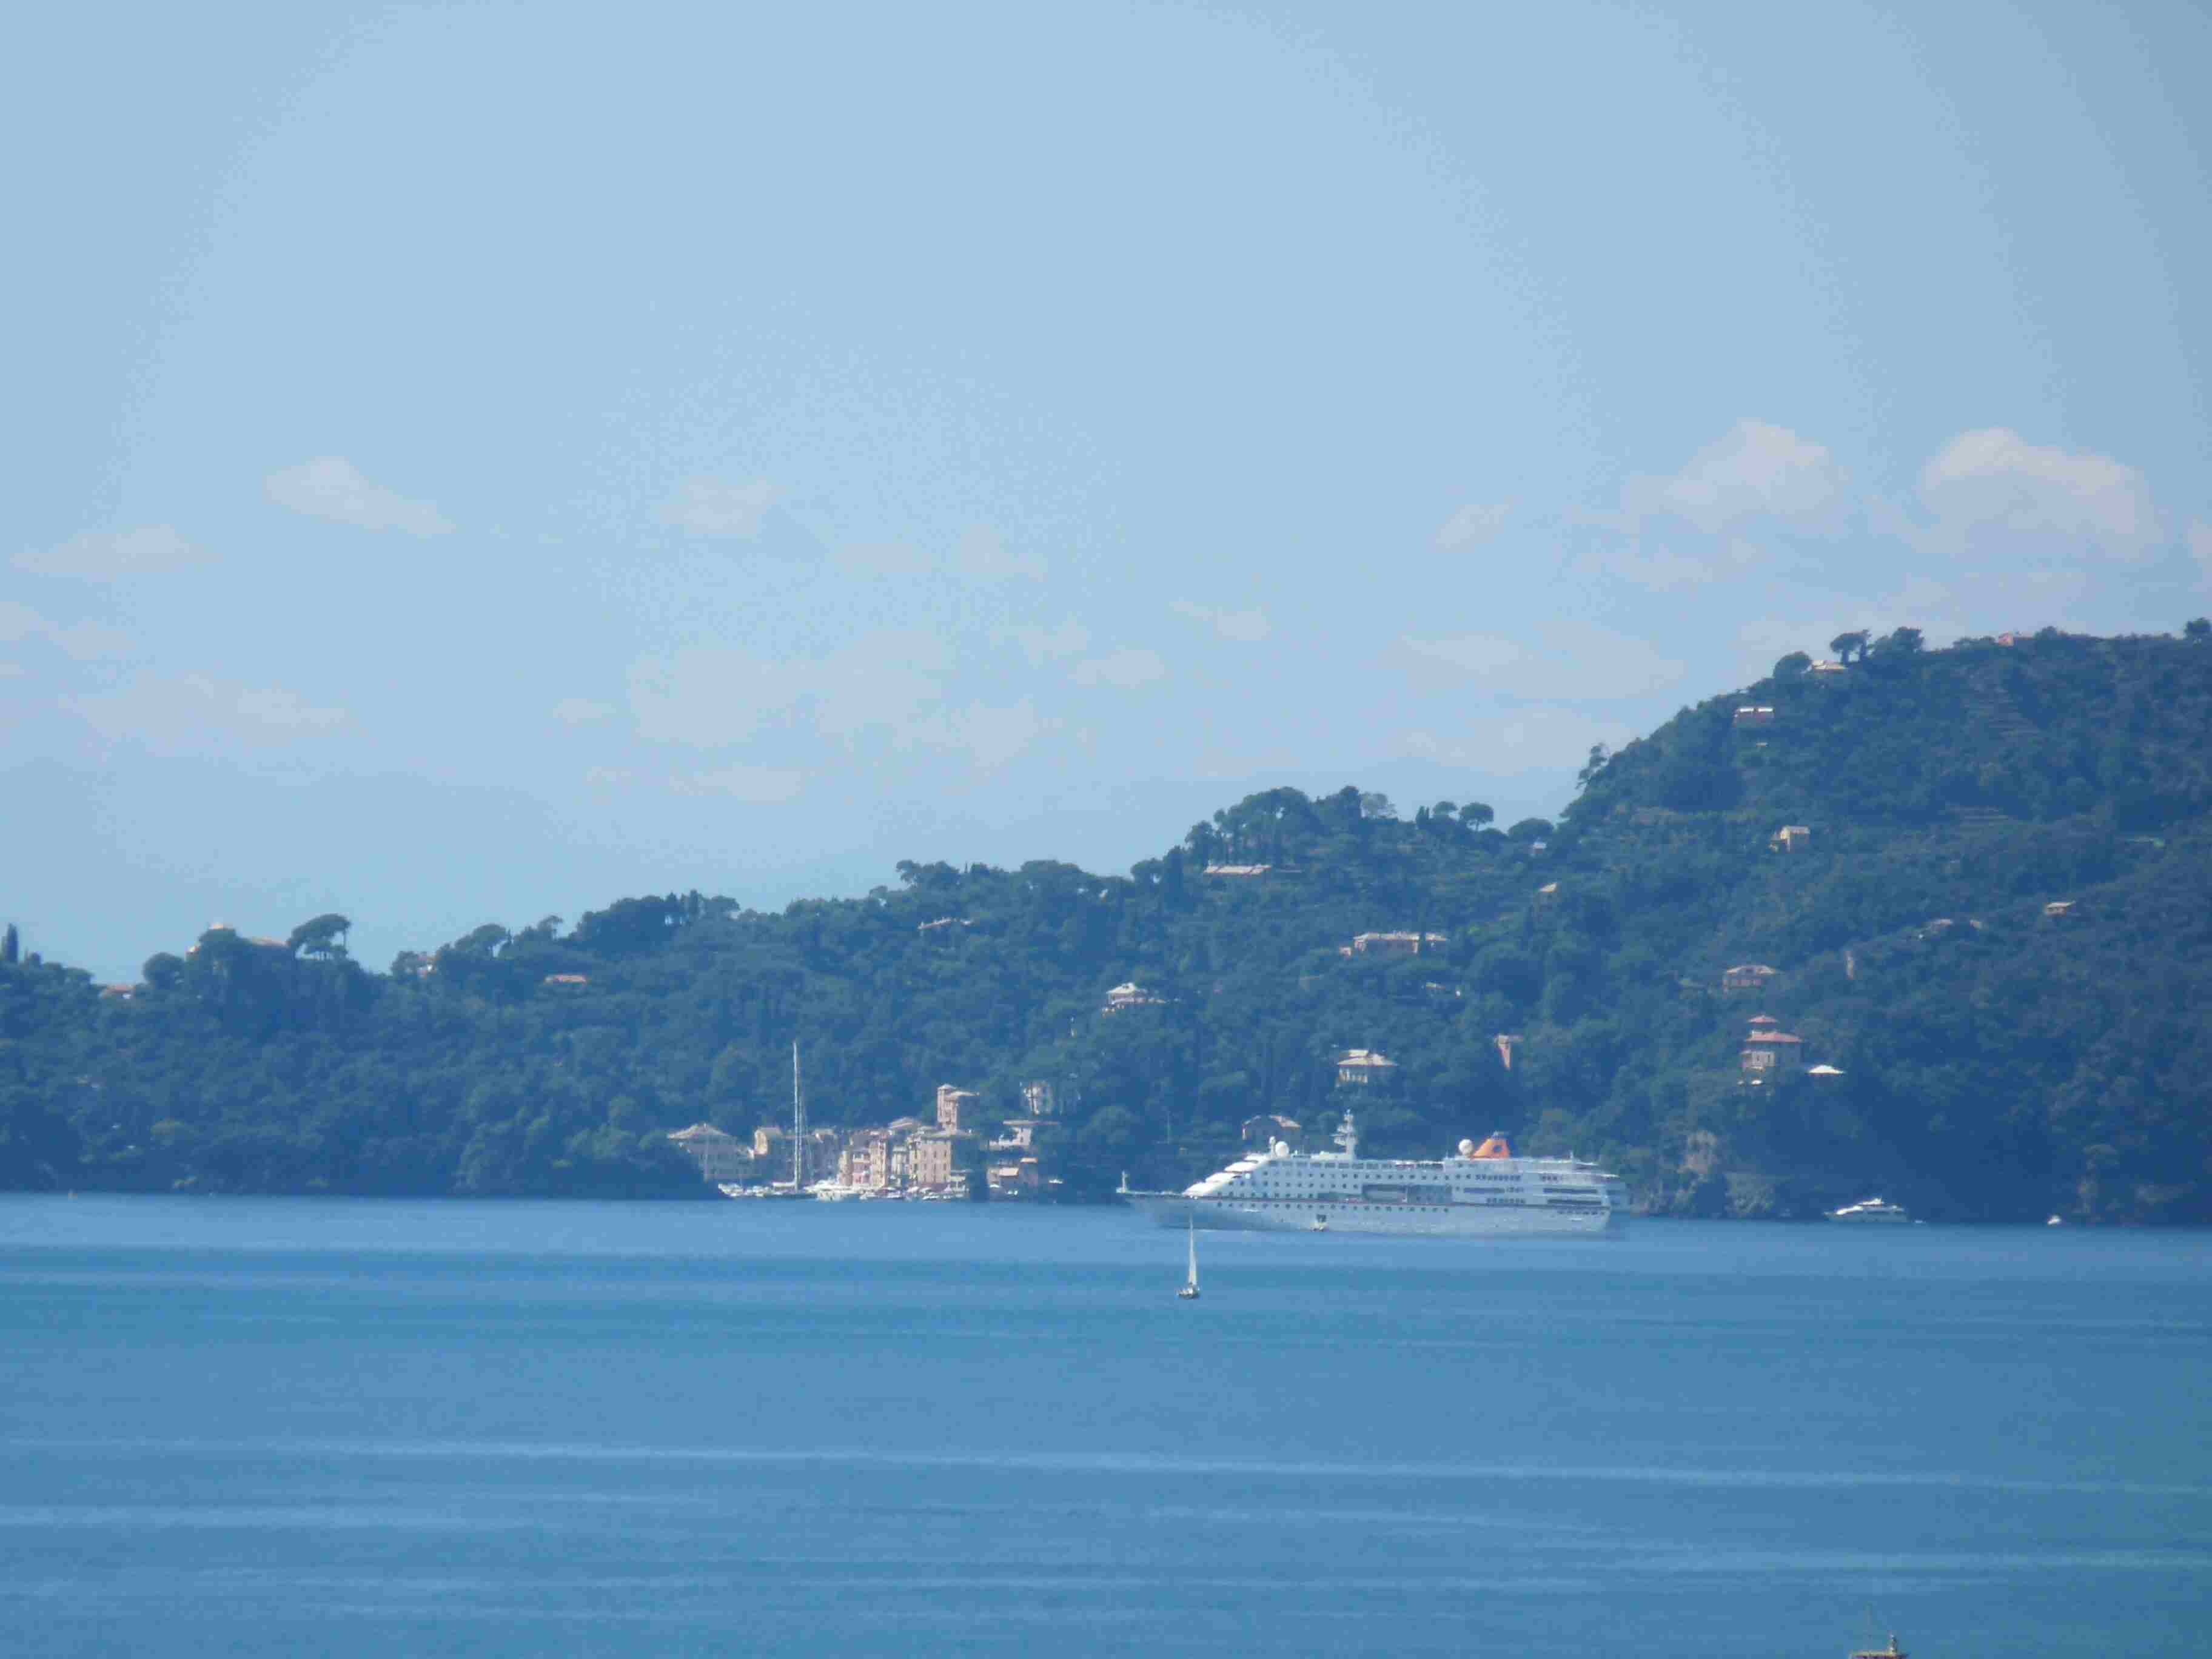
2 1197 2207 1658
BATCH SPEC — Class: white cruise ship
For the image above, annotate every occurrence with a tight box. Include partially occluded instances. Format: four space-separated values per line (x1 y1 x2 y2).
1119 1111 1629 1237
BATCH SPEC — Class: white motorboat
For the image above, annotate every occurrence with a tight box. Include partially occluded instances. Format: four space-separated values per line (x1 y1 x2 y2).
1121 1111 1628 1237
1828 1196 1911 1223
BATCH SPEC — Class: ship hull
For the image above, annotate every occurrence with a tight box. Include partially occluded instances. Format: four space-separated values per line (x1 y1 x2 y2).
1122 1191 1618 1237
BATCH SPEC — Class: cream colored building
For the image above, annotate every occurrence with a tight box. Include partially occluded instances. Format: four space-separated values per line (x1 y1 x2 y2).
1350 931 1447 957
667 1123 752 1183
1335 1048 1398 1087
936 1084 979 1133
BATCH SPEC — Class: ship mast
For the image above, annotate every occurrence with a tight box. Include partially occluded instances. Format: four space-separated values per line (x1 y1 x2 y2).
791 1041 805 1189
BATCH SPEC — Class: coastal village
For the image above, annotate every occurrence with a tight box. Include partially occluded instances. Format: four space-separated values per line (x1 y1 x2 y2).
666 1079 1062 1202
654 916 1869 1204
665 1062 1373 1202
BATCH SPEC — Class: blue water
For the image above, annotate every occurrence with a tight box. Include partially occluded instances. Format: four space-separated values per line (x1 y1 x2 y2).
3 1199 2207 1657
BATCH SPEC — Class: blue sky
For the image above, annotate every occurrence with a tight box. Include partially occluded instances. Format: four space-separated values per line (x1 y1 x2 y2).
7 1 2210 981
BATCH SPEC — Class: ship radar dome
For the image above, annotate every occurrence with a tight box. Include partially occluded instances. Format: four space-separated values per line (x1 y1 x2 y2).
1458 1138 1477 1157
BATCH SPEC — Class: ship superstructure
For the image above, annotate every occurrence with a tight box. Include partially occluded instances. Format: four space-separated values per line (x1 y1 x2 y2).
1120 1111 1628 1236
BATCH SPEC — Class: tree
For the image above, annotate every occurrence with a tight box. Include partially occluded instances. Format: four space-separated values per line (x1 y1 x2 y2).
8 627 2212 1219
1883 626 1925 655
287 913 352 959
1182 822 1223 863
1458 802 1495 830
1831 630 1871 663
1773 651 1811 681
1506 817 1553 842
2186 618 2210 642
449 923 512 957
142 952 185 992
1 924 16 965
1577 743 1612 789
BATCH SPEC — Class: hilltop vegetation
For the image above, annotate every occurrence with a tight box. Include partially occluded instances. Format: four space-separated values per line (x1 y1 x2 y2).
4 626 2210 1222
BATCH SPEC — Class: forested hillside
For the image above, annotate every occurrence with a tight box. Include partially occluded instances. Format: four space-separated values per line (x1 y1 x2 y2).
5 626 2210 1222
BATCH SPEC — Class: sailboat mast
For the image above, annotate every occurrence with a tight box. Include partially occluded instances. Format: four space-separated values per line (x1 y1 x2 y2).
791 1041 805 1189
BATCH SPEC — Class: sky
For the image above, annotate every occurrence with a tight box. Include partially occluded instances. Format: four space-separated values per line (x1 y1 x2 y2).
6 0 2210 982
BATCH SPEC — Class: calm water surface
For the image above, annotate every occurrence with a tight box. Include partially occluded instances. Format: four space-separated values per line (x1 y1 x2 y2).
3 1196 2207 1657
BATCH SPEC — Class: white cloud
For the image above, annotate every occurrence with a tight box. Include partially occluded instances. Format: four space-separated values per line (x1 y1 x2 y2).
627 628 957 751
0 662 25 679
1397 632 1521 678
1071 648 1168 689
2190 521 2212 592
230 684 349 729
1434 501 1512 551
835 526 1046 582
551 697 616 725
1010 620 1090 665
623 628 1054 774
953 525 1046 581
1619 419 1849 534
1397 706 1638 771
674 763 806 802
904 699 1053 771
833 542 931 575
628 646 793 748
583 766 636 788
45 620 136 662
1574 540 1742 591
811 631 957 740
1918 429 2159 559
655 476 777 538
63 672 347 752
0 600 134 660
266 457 453 535
16 525 207 578
1397 623 1684 700
1170 600 1272 642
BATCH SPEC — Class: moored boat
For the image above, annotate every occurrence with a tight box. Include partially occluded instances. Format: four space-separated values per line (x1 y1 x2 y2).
1828 1196 1911 1223
1120 1111 1628 1237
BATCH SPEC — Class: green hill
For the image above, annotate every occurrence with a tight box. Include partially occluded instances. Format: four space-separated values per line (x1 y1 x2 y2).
5 625 2209 1222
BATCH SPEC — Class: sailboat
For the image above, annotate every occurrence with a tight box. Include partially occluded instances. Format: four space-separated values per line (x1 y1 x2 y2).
1178 1218 1201 1299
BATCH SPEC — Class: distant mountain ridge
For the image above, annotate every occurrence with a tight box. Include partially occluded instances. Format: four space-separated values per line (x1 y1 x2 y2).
4 625 2208 1222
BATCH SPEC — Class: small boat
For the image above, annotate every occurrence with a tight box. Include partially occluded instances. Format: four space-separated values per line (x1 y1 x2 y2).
1828 1196 1911 1223
1178 1219 1201 1299
1851 1635 1907 1658
2046 1214 2063 1227
1309 1216 1327 1233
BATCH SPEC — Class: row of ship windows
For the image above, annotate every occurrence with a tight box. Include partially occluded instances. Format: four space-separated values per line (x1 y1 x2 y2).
1230 1203 1592 1212
1235 1185 1599 1199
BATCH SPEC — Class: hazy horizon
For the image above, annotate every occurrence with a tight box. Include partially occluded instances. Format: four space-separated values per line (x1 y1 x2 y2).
9 1 2209 982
